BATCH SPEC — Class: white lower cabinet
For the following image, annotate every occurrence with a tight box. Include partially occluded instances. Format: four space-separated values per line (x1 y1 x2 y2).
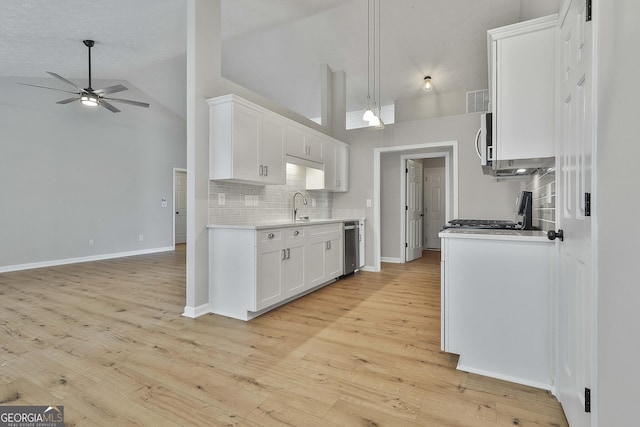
256 239 285 311
439 230 553 390
305 224 343 288
209 222 342 321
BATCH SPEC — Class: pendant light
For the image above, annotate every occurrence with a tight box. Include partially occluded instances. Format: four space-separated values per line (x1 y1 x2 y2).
362 0 374 122
363 0 384 128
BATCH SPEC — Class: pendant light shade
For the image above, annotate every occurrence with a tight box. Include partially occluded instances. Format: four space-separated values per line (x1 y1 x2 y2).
368 115 381 127
363 109 375 121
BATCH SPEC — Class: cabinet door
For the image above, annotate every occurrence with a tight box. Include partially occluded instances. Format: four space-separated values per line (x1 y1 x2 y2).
285 123 307 159
323 141 337 191
325 234 343 279
305 236 327 289
232 103 262 182
284 241 306 296
261 114 286 184
494 25 555 161
335 144 349 192
305 133 324 163
256 242 285 311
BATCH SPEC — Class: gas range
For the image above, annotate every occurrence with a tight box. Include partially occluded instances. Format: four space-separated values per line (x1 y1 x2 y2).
445 219 522 230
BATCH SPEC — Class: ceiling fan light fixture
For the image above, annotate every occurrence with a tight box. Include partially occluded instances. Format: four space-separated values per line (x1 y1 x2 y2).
80 95 99 107
423 76 433 92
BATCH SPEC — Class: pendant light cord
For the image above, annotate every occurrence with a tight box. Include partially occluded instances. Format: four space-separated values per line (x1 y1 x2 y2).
367 0 371 109
377 0 381 118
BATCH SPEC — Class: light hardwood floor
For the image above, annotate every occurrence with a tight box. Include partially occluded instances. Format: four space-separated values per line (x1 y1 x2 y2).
0 246 567 426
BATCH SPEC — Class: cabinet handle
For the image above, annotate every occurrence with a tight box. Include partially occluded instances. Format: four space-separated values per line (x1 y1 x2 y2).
268 233 275 239
294 230 299 236
287 248 291 259
259 165 264 176
336 179 340 187
326 241 331 250
264 165 268 176
282 249 287 260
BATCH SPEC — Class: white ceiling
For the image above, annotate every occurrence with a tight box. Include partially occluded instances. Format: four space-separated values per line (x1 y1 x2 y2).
0 0 559 120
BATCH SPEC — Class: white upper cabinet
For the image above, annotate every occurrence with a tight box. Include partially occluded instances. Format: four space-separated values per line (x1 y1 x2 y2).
209 95 285 185
318 139 349 192
286 123 323 163
209 94 349 192
488 15 557 162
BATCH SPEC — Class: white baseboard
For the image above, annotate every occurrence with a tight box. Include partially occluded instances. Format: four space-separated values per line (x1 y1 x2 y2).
359 265 379 272
0 246 175 273
456 362 552 391
182 303 211 319
380 257 403 264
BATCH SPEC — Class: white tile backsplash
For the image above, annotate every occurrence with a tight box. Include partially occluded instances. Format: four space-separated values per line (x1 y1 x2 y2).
209 163 332 224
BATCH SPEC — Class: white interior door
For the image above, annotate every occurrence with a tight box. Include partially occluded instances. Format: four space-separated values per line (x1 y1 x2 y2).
405 159 423 262
174 170 187 245
424 167 445 250
556 1 594 425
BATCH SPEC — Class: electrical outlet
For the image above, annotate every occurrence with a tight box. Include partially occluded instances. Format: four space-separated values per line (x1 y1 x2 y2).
88 239 94 246
366 198 372 208
161 197 167 208
218 193 225 205
139 235 144 242
312 198 316 207
253 195 259 206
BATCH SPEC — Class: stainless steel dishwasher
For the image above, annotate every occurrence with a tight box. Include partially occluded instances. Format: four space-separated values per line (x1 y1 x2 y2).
343 221 359 276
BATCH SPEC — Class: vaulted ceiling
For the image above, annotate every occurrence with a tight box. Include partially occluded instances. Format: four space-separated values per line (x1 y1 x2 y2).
0 0 558 121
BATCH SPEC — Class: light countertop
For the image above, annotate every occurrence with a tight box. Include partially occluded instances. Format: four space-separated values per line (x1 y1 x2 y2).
208 218 365 230
438 228 553 243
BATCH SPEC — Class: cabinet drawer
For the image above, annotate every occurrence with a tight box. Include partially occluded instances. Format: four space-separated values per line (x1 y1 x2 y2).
285 227 305 240
306 223 342 237
258 229 283 244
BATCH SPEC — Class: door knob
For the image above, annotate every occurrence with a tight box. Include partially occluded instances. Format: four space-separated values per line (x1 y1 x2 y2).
547 229 564 241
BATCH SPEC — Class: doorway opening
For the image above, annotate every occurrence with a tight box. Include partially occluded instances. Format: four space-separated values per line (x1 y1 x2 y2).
403 154 447 262
173 168 187 247
373 141 458 271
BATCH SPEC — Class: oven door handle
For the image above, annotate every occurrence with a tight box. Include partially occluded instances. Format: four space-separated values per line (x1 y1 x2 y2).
475 128 482 159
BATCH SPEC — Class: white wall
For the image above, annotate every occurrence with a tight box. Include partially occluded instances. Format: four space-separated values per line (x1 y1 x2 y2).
129 53 187 120
0 76 186 270
519 0 561 21
596 0 640 424
335 112 521 264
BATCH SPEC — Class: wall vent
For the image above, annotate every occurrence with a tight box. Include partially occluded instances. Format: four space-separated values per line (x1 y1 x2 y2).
466 89 490 114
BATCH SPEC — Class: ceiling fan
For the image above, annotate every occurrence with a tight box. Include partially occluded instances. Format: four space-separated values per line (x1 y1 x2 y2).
18 40 150 113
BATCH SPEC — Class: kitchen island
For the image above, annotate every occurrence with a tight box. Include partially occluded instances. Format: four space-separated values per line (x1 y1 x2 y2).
439 228 555 390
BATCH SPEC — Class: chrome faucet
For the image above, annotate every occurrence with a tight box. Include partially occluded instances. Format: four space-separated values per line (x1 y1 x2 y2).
292 191 308 221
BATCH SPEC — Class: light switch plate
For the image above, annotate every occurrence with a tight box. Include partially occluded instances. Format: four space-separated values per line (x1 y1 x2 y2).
218 193 225 205
366 198 372 207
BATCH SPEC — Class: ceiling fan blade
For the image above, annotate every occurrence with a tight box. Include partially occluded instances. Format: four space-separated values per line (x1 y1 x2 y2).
57 97 81 104
100 100 121 113
46 71 83 91
93 84 128 95
103 97 150 108
17 83 79 95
